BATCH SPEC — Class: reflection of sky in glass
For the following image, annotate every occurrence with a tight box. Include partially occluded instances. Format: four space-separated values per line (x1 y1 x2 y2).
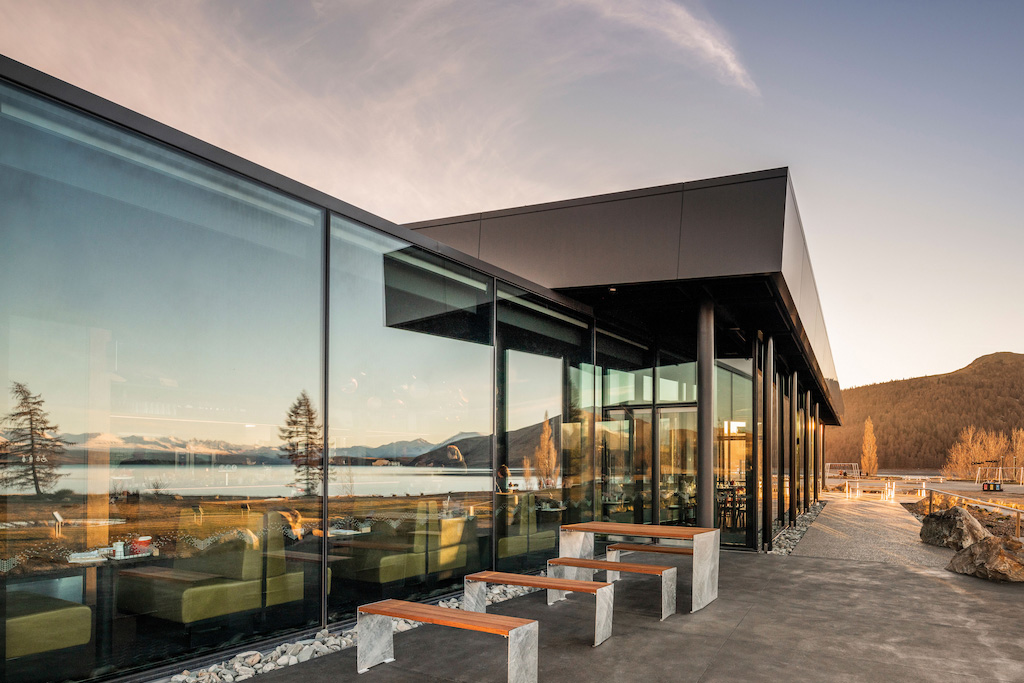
0 81 323 445
328 218 492 449
506 350 562 432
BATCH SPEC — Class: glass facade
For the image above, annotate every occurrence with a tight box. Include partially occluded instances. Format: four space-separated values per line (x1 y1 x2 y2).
0 69 831 683
1 80 324 681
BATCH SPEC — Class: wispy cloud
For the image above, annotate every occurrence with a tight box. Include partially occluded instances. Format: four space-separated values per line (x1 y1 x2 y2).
0 0 758 222
566 0 759 94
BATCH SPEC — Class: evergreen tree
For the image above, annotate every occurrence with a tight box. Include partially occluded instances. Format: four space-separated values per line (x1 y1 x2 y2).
279 390 323 495
860 416 878 476
2 382 69 494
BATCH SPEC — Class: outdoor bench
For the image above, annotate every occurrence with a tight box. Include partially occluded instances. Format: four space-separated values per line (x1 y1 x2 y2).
357 598 538 682
547 557 676 620
464 570 614 646
606 542 693 560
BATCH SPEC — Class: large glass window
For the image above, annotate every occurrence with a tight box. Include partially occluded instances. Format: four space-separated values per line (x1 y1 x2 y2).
495 285 592 571
0 81 324 682
326 217 493 621
655 354 697 525
596 332 653 525
715 360 753 545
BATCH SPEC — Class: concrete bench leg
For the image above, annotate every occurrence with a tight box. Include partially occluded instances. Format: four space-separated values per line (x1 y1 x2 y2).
660 567 677 621
594 583 614 646
507 621 539 683
602 549 621 582
558 529 593 580
546 584 567 605
464 577 487 612
691 529 720 613
356 612 395 673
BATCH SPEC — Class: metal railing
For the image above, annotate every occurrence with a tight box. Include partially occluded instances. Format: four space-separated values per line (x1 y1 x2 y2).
926 488 1023 538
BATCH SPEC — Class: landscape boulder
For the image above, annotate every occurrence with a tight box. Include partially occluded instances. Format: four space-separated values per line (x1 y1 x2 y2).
920 506 992 550
946 536 1024 582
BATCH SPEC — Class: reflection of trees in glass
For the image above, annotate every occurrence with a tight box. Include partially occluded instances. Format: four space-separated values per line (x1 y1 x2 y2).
279 390 323 495
532 411 560 487
2 382 69 494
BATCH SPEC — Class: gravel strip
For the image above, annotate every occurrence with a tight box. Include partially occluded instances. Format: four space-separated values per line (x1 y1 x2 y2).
164 578 545 682
768 501 827 555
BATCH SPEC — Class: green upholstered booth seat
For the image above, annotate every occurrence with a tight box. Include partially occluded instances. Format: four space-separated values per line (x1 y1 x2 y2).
336 503 477 584
116 511 303 625
265 568 304 607
498 493 557 559
6 591 92 658
116 573 262 624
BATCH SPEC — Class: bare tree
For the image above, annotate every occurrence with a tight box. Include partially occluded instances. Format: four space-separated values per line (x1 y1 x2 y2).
860 417 878 476
2 382 69 494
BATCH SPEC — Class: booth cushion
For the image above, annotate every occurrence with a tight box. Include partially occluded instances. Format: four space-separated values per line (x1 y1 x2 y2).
6 591 92 658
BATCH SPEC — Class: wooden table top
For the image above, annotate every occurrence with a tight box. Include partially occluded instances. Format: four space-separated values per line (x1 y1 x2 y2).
359 599 534 636
560 522 717 540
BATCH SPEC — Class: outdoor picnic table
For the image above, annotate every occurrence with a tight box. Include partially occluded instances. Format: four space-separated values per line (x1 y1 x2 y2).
558 521 721 612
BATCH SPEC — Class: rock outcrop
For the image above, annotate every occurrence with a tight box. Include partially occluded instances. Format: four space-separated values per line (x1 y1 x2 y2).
920 506 992 550
946 536 1024 582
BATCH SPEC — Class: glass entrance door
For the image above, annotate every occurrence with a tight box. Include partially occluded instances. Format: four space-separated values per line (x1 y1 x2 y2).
658 406 697 525
598 408 652 524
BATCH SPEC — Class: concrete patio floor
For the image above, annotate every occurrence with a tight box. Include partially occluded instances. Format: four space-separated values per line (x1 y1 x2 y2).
257 546 1024 682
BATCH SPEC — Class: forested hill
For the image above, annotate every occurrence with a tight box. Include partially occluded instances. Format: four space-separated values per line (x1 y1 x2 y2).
825 352 1024 470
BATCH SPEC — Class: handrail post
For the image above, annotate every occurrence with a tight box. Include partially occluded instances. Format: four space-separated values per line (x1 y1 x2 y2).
1017 511 1021 538
928 490 933 515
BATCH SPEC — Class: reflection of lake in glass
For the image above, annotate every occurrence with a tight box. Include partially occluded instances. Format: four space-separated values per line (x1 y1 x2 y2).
2 465 518 498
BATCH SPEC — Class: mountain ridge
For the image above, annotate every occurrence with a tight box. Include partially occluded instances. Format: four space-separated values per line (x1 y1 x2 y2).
826 352 1024 470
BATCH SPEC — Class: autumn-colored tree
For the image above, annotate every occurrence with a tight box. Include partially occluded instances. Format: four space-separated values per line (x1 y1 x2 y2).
942 426 981 479
2 382 69 494
860 417 878 476
533 412 560 488
1011 428 1024 471
279 390 323 496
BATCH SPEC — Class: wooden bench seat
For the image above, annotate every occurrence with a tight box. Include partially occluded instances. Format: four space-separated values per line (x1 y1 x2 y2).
357 599 538 682
465 571 614 646
607 542 693 559
548 558 677 621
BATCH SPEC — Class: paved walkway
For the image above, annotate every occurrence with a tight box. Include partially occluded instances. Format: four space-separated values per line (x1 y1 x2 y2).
257 547 1023 682
793 492 954 566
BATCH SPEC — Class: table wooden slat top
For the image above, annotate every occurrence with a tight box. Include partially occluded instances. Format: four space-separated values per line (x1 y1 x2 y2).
560 522 717 540
466 570 610 594
548 557 670 575
358 599 535 636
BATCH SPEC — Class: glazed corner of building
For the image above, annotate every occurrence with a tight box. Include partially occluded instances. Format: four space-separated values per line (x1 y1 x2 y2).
404 169 844 425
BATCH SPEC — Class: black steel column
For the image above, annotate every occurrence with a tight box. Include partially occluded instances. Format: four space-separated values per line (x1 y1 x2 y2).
813 402 820 502
697 301 715 529
789 372 798 525
651 349 661 524
761 337 774 550
818 412 825 501
748 336 761 549
776 372 785 527
803 390 811 512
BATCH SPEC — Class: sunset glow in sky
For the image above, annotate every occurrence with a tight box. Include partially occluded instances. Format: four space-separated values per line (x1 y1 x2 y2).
2 0 1022 390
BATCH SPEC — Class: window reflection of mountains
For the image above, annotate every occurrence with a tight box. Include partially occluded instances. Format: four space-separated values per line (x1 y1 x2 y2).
21 417 584 470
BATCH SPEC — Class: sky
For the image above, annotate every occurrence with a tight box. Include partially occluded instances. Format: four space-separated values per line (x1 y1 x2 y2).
1 0 1023 390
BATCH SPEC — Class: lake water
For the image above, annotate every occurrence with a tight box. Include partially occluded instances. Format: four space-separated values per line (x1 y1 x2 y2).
1 464 517 498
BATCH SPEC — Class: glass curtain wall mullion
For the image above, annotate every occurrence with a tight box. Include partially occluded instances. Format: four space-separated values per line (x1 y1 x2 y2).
319 208 330 629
